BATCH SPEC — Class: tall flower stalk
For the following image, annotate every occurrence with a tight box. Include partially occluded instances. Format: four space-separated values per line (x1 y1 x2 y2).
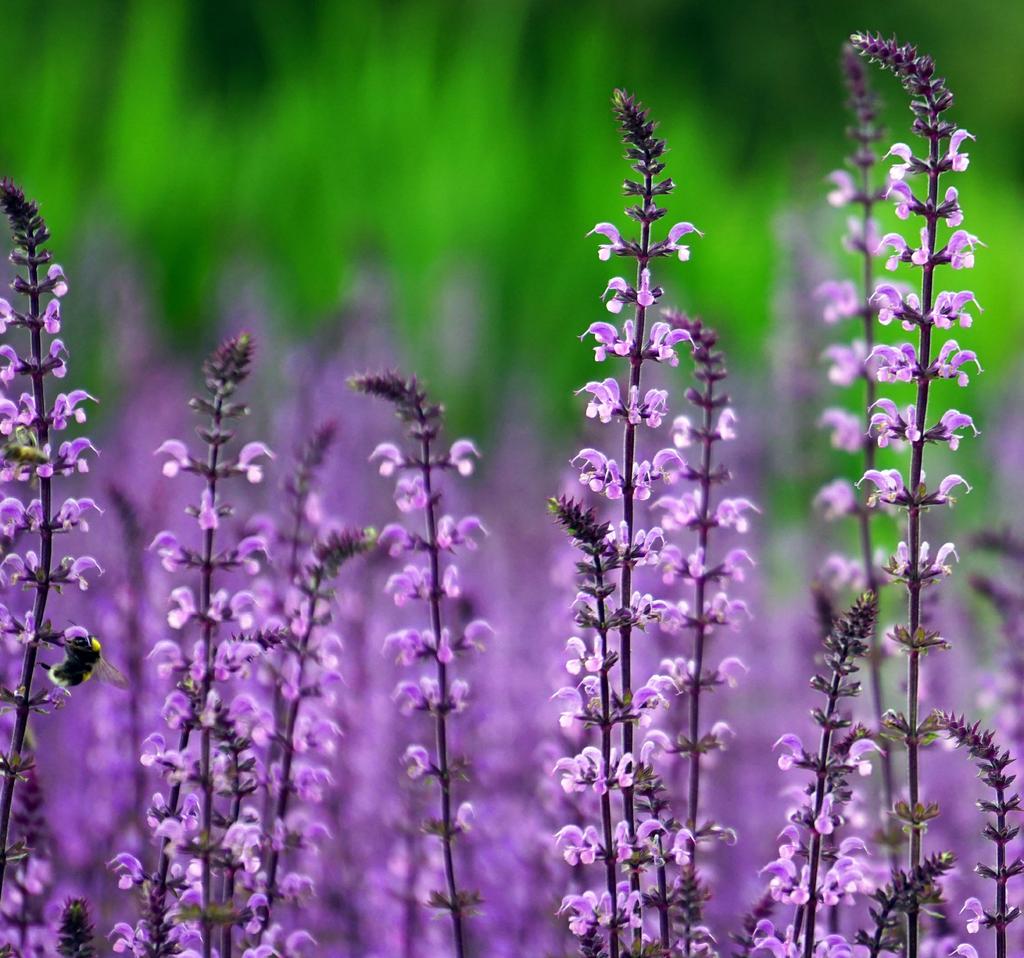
853 852 955 957
756 594 880 958
260 422 336 824
939 714 1023 958
816 43 895 840
112 334 275 958
569 88 701 949
255 523 375 943
654 314 754 955
852 32 982 957
0 179 99 904
351 370 487 958
551 496 632 958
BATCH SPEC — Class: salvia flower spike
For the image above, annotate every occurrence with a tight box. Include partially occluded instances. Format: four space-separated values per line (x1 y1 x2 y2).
255 422 338 849
551 495 629 958
112 333 275 958
653 314 754 956
816 43 896 848
757 594 880 958
939 713 1024 958
255 517 375 944
0 179 100 904
565 88 723 957
854 852 957 957
852 31 980 958
352 370 487 958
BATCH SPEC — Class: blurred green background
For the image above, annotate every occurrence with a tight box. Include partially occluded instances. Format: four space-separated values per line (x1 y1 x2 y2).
1 0 1021 444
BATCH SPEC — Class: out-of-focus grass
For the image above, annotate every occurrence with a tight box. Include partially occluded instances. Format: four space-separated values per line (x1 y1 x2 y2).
1 0 1022 446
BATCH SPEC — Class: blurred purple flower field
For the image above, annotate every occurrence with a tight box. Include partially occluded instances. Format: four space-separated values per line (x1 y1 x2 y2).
0 28 1021 958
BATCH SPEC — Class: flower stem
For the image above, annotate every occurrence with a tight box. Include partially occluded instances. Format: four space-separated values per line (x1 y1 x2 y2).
852 139 897 862
0 232 50 904
618 165 652 946
416 400 466 958
260 568 323 916
199 392 226 958
593 551 622 958
903 119 941 958
683 342 716 958
799 654 847 957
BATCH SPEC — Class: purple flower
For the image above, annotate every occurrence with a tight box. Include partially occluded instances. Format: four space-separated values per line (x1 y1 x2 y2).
587 222 628 260
553 90 750 958
351 370 487 955
0 180 101 902
115 334 280 957
852 37 985 933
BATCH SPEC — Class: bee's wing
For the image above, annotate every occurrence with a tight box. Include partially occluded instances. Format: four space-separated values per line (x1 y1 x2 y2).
93 657 130 691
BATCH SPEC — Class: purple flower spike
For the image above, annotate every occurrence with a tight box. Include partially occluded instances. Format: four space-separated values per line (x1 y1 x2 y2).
812 44 953 946
114 334 282 958
352 370 487 958
0 180 102 903
938 715 1024 957
853 31 984 957
757 596 879 955
555 87 752 958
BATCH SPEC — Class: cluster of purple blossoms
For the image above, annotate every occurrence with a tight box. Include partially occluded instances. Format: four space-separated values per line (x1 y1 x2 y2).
652 315 754 955
112 334 277 958
351 370 487 958
939 715 1023 958
555 90 754 958
753 594 881 958
252 425 375 953
814 48 896 837
850 31 983 958
0 28 1016 958
0 180 99 906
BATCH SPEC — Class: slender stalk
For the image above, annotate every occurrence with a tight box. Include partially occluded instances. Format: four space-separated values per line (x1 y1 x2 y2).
261 570 322 908
146 407 225 945
584 92 707 953
770 594 876 956
940 714 1023 958
260 433 322 831
843 48 898 845
617 146 653 958
685 363 714 847
799 656 846 958
155 728 192 891
415 405 465 958
902 109 940 958
593 551 621 958
198 393 225 958
351 371 482 957
0 222 51 902
220 756 244 958
681 334 718 958
852 35 970 957
996 789 1008 958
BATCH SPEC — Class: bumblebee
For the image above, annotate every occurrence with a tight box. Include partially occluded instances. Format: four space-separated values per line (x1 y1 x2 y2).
42 633 129 690
1 426 49 466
